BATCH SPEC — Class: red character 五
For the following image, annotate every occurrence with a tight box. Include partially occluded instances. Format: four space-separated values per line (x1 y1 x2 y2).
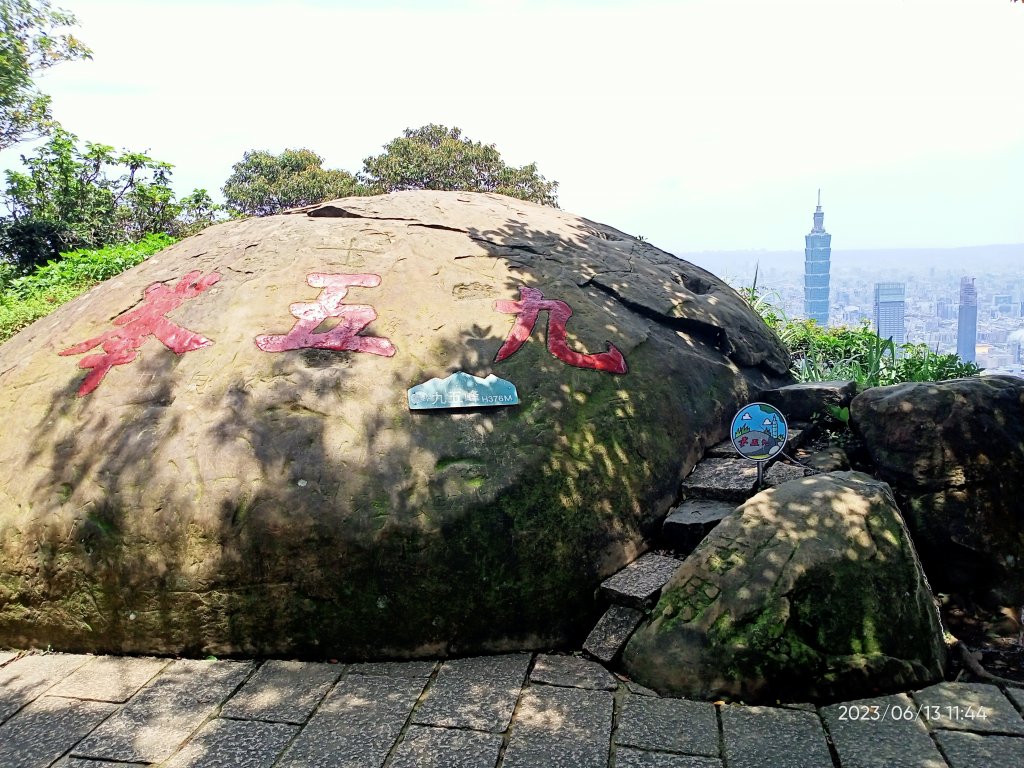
256 273 396 357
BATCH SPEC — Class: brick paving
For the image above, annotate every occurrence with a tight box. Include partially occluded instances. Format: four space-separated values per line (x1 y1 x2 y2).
1 649 1023 767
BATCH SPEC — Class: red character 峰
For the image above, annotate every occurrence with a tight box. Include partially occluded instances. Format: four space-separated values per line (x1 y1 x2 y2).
60 271 222 396
493 286 627 373
256 273 396 357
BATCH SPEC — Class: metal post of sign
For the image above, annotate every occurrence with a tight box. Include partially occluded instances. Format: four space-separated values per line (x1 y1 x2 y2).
756 460 765 490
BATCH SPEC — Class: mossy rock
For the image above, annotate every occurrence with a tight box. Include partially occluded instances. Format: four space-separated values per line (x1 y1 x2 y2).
623 471 947 703
0 191 790 658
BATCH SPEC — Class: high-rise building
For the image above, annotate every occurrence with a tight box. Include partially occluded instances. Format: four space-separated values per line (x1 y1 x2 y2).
874 282 906 345
936 297 954 320
803 191 831 325
957 277 978 363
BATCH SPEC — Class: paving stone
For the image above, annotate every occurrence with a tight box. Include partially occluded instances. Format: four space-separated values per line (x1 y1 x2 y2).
530 654 618 691
933 730 1024 768
721 705 832 767
614 747 722 767
0 653 92 723
348 660 437 678
55 758 148 767
680 458 758 502
72 659 255 763
0 695 116 768
221 660 341 723
624 680 660 697
911 681 1024 734
662 499 736 555
779 702 818 712
704 440 739 459
614 693 718 757
821 693 947 768
412 654 531 732
583 605 644 664
601 553 682 607
502 685 614 768
162 717 298 768
1006 686 1024 712
764 461 809 488
49 655 170 703
388 725 502 768
276 674 425 768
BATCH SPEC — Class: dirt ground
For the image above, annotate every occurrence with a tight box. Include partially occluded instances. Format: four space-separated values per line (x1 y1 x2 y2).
942 596 1024 683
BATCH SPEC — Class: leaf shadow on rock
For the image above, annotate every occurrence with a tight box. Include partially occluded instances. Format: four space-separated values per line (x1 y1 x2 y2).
623 472 948 704
3 202 788 661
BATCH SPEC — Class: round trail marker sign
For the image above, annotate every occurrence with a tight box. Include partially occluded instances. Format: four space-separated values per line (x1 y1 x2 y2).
730 402 789 461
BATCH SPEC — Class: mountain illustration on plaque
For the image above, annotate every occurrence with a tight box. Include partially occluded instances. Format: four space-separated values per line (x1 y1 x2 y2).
407 371 520 410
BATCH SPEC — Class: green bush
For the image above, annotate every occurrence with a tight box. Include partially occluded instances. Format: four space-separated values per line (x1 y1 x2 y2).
741 280 982 388
0 233 174 342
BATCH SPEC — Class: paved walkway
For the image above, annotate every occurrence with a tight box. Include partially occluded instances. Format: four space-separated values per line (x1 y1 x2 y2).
2 649 1023 768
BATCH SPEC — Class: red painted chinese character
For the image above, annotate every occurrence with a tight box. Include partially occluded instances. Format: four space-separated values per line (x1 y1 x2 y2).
256 273 396 357
738 436 749 447
60 271 221 396
493 286 627 373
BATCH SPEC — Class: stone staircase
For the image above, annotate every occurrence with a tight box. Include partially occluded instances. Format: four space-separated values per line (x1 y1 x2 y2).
582 424 814 664
581 381 860 665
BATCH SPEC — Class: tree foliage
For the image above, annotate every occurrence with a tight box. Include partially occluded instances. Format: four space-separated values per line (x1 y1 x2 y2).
361 124 558 206
0 0 90 150
221 148 363 217
1 126 219 270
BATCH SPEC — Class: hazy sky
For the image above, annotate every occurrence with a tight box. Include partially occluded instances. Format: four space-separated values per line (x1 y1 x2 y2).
2 0 1022 252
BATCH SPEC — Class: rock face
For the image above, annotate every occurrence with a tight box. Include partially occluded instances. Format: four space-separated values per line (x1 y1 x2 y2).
759 380 857 424
851 375 1024 603
622 472 947 703
0 191 791 658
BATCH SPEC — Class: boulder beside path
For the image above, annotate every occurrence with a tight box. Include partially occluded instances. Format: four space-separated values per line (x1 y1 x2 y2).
0 191 791 658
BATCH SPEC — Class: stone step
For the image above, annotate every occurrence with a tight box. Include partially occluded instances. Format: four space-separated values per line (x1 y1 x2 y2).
582 605 645 664
662 498 737 556
704 426 807 460
599 553 682 608
680 458 759 502
764 461 810 488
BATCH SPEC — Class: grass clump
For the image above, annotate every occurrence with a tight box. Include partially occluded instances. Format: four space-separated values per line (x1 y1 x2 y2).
0 233 174 343
740 269 982 389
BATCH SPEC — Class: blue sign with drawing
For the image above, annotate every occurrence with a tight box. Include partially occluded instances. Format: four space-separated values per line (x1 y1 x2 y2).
407 371 520 410
730 402 788 461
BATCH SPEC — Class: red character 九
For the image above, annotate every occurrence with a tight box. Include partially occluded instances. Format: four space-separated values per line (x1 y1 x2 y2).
493 286 627 373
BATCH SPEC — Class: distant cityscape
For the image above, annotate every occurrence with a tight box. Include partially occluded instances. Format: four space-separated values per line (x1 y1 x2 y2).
677 197 1024 377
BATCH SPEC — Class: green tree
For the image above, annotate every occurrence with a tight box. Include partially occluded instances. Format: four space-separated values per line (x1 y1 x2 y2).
361 124 559 206
1 126 219 269
221 148 362 217
0 0 90 150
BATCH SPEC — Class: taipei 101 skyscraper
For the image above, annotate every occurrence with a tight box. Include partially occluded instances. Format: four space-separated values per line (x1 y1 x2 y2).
804 191 831 326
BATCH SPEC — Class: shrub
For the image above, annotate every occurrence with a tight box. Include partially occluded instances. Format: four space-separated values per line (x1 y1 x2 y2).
0 233 173 342
741 279 982 388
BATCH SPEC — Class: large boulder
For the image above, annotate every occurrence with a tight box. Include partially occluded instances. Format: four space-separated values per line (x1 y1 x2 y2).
851 375 1024 603
0 191 791 658
622 472 947 703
